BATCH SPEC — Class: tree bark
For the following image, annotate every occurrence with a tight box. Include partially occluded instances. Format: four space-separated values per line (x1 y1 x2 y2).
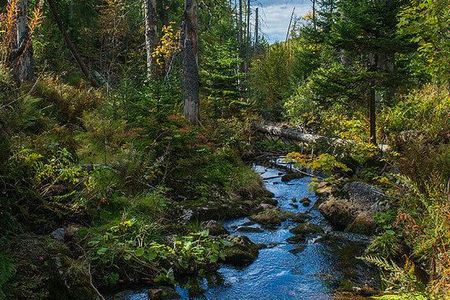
143 0 158 79
312 0 316 30
369 85 377 145
253 123 390 152
8 0 34 83
47 0 98 87
182 0 200 124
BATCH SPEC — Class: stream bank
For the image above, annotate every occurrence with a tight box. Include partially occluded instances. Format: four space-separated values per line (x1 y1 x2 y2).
112 160 380 299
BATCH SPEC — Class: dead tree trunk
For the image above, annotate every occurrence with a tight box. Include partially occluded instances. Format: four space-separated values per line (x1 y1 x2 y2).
312 0 317 30
144 0 158 79
182 0 200 124
47 0 98 87
8 0 34 83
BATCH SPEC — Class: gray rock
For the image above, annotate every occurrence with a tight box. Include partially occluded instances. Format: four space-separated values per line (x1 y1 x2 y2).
342 181 386 212
50 228 65 241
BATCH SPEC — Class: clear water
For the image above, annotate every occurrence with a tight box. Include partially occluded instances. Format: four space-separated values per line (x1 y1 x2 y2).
113 164 379 300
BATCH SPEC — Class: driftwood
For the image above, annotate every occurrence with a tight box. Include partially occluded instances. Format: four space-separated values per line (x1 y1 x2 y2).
253 123 390 152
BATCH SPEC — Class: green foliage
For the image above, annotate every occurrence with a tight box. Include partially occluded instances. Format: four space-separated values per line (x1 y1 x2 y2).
381 85 450 138
88 217 224 285
361 255 428 298
0 252 15 300
286 152 350 176
250 44 294 120
397 0 450 85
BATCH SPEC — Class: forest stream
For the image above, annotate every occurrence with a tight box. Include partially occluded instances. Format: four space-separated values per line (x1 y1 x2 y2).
113 159 380 300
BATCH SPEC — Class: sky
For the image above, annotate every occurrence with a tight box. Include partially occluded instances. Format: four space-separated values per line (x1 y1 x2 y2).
253 0 312 43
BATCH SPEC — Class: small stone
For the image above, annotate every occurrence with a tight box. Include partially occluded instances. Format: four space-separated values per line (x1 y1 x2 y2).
236 226 264 233
290 223 324 235
50 228 65 241
300 197 311 207
290 203 299 209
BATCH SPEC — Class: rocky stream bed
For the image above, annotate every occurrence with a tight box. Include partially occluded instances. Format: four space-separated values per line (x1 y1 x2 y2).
111 161 380 300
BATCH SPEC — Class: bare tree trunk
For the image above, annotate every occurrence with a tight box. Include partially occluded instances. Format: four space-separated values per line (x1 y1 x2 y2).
255 7 259 45
47 0 98 87
312 0 316 30
368 53 378 145
244 0 251 72
8 0 34 83
369 84 377 145
144 0 158 79
182 0 200 124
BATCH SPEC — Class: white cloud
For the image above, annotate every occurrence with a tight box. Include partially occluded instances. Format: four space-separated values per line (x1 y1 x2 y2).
255 1 311 43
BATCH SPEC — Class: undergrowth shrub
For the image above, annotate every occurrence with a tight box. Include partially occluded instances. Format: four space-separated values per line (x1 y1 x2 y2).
367 175 450 298
30 76 102 125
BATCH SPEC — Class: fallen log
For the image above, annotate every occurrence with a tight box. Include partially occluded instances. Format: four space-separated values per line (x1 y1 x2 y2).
253 123 390 152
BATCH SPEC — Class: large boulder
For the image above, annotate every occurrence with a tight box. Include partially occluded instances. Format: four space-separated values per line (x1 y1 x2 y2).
319 181 385 235
249 208 286 227
222 236 259 266
342 181 387 211
319 198 358 230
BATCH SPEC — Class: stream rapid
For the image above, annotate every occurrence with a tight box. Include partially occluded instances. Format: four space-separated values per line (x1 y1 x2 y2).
114 162 379 300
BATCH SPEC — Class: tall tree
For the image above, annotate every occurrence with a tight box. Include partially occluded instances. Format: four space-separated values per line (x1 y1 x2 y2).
47 0 98 87
144 0 158 79
332 0 406 144
182 0 200 124
7 0 33 83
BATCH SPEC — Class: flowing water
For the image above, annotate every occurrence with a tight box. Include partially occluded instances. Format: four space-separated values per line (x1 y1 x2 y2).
114 162 379 300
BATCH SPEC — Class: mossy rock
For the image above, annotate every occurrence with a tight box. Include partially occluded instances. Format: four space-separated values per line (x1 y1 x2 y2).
222 236 259 266
202 220 228 236
286 234 306 244
289 213 311 223
345 212 376 235
290 223 324 235
249 208 286 227
148 286 180 299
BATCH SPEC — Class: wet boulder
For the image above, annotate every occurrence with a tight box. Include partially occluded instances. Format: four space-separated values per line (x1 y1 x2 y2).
148 286 180 300
249 208 286 227
290 223 324 235
236 226 264 233
222 236 259 266
342 181 387 212
319 181 383 235
319 197 357 230
286 234 306 244
290 212 311 223
202 220 228 236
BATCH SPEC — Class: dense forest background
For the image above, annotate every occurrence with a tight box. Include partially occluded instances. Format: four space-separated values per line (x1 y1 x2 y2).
0 0 449 299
